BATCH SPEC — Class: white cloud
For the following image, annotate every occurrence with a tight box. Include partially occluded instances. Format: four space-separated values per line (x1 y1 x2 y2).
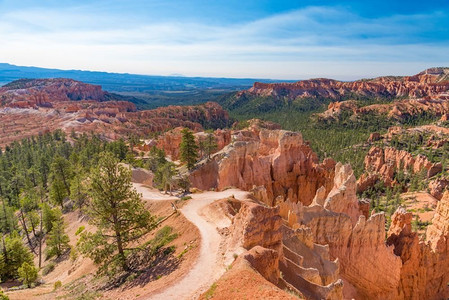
0 5 447 79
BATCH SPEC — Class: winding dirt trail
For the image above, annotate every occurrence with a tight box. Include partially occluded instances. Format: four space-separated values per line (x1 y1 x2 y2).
133 183 249 300
133 183 179 201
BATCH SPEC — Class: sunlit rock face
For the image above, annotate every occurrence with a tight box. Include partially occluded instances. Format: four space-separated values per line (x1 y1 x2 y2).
239 68 449 102
193 123 449 299
0 78 231 146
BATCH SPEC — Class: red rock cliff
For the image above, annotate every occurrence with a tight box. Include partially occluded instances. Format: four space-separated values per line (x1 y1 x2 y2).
240 68 449 101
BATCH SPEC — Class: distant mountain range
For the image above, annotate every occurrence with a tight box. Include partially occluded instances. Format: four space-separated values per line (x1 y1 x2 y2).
0 63 290 93
0 63 297 108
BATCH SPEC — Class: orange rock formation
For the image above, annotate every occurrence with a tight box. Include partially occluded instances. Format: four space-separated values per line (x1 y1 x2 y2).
357 146 442 193
193 124 449 299
238 68 449 102
0 79 230 147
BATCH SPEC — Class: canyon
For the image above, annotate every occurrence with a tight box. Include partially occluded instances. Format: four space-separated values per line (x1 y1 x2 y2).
0 78 230 146
190 123 449 299
2 69 449 300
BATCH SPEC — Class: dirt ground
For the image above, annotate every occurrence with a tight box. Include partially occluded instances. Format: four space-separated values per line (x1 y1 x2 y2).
148 189 250 300
401 191 438 223
401 191 438 238
4 184 282 300
6 196 201 300
199 257 299 300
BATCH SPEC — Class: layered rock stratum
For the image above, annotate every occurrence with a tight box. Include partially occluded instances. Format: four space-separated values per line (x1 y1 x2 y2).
223 68 449 111
0 78 230 146
192 123 449 299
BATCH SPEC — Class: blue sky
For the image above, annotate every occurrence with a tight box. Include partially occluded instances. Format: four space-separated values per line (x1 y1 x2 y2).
0 0 448 79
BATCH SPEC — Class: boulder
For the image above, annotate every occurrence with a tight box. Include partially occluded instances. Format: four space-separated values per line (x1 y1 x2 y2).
131 168 154 186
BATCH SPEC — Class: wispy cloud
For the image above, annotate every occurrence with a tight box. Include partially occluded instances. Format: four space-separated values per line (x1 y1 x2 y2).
0 4 448 79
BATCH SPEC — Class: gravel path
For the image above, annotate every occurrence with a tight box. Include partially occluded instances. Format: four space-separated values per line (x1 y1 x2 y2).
134 183 249 300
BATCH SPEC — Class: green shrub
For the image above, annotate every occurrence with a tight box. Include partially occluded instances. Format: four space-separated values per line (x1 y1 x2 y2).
70 246 79 262
42 262 56 276
18 262 38 288
75 226 85 236
204 282 218 300
0 290 9 300
54 281 62 290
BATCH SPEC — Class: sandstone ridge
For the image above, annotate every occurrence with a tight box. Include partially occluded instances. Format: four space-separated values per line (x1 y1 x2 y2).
192 123 449 299
0 79 230 146
236 68 449 102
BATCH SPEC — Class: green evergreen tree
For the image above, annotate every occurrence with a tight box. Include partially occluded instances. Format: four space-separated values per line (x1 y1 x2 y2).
69 169 88 210
78 152 157 273
18 262 38 288
203 131 218 160
0 233 33 280
147 147 167 172
180 128 198 170
49 156 73 197
155 162 177 194
42 204 61 233
49 178 67 209
46 217 70 258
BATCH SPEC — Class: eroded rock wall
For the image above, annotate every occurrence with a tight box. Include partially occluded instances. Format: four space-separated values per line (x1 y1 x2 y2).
190 126 335 206
204 125 449 299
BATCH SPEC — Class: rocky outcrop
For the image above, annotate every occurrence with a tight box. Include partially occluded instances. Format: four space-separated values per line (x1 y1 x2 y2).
428 178 449 200
385 199 449 300
156 127 184 160
227 68 449 110
136 101 230 130
357 146 442 192
0 78 230 146
319 98 449 122
156 127 232 160
229 201 283 252
280 224 343 300
242 246 280 285
227 198 342 300
131 167 154 186
280 164 402 299
199 245 298 300
190 126 336 206
426 191 449 250
368 132 381 142
206 124 449 299
0 78 121 107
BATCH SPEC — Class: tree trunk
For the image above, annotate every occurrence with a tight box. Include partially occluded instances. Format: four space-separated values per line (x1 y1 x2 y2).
1 234 8 267
113 214 128 271
30 214 37 238
1 199 9 232
19 210 36 254
39 208 43 268
58 164 71 196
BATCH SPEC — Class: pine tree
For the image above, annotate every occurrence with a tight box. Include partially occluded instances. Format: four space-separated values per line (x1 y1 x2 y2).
46 217 70 258
69 169 88 210
203 131 218 160
18 262 38 288
50 156 72 197
78 152 157 273
155 162 177 194
180 128 198 170
0 233 33 280
49 178 68 209
147 147 167 172
42 204 60 233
